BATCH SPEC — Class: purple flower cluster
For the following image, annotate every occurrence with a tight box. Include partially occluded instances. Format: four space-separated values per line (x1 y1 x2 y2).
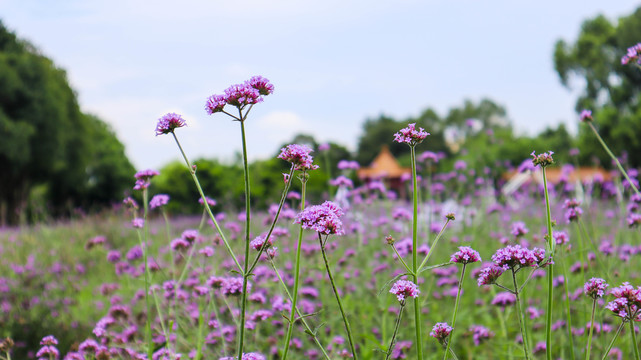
584 278 608 299
621 43 641 65
36 335 59 360
531 150 554 167
278 144 319 171
393 123 430 146
510 221 528 237
330 175 354 188
250 235 273 251
580 109 593 122
221 277 251 296
553 231 569 246
430 322 453 344
295 201 345 235
469 325 494 346
133 169 159 190
149 194 170 209
199 196 217 207
491 244 546 270
606 282 641 320
476 264 505 286
155 112 186 136
450 246 481 264
219 353 265 360
389 279 420 303
205 76 273 114
564 198 583 223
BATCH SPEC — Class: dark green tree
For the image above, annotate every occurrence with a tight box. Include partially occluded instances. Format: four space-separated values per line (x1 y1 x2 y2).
0 21 134 224
554 7 641 167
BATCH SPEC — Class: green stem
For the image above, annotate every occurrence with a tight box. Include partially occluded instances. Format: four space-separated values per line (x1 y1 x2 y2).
629 309 640 360
237 118 251 360
601 321 625 360
541 166 554 360
320 234 358 359
562 258 575 360
247 165 295 275
588 122 640 197
171 132 242 272
443 264 467 359
410 145 423 360
268 260 331 360
385 304 405 360
141 188 153 360
585 298 597 360
282 177 307 360
512 269 531 360
417 218 451 273
391 244 413 275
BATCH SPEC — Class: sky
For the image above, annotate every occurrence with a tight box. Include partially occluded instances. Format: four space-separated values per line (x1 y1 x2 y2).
2 0 640 170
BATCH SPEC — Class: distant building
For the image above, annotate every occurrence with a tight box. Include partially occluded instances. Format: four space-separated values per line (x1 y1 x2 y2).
357 145 411 195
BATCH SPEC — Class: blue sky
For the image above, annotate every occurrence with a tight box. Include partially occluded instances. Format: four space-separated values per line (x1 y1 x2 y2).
2 0 639 169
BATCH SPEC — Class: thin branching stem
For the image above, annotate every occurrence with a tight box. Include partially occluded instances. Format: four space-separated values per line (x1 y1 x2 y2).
282 175 307 360
385 304 405 360
320 233 358 359
588 121 640 197
444 264 467 359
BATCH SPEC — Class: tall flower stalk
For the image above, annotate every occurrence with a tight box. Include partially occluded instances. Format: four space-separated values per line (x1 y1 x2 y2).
581 278 607 360
281 171 308 360
443 247 481 359
158 76 275 359
130 169 159 360
580 110 640 198
295 201 357 358
532 150 556 360
393 122 429 358
386 280 419 360
605 282 641 360
477 244 547 360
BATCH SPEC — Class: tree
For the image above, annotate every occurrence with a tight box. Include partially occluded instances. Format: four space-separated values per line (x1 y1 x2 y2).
0 21 134 224
554 7 641 167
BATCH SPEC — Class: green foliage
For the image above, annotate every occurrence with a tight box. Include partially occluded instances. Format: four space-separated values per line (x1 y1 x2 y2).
0 21 134 224
554 7 641 167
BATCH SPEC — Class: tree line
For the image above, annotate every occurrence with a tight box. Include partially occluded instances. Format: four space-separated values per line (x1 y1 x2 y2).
3 6 641 223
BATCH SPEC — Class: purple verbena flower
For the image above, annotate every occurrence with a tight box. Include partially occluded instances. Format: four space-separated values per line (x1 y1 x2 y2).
491 292 516 307
584 278 608 299
389 279 420 303
246 76 274 96
393 123 429 146
219 353 265 360
450 246 481 264
621 43 641 65
224 83 262 108
477 264 505 286
510 221 529 237
491 244 543 270
295 201 345 235
198 196 217 207
221 277 251 296
278 144 319 171
531 151 554 167
580 109 593 122
149 194 170 209
469 325 494 346
205 94 227 114
430 322 453 345
155 112 186 135
250 235 272 251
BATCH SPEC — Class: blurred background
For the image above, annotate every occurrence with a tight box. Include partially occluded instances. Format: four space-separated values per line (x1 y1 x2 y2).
2 0 641 225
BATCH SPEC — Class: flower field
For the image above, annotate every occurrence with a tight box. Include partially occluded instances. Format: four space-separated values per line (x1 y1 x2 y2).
2 74 641 360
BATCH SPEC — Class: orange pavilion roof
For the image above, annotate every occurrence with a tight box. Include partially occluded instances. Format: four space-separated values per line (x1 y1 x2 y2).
357 145 411 179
